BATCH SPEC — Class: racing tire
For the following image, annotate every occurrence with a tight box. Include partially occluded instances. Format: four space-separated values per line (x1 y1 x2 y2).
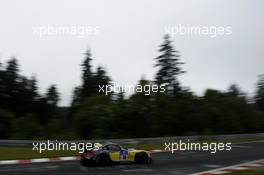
135 152 150 164
96 154 110 167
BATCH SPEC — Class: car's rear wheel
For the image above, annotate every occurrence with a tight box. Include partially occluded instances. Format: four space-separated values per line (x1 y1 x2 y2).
96 154 110 167
135 152 151 164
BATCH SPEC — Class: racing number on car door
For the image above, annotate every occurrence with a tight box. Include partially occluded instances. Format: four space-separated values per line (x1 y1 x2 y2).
120 150 128 161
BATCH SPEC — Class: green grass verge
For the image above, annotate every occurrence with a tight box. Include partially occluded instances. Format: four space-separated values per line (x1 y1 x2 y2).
0 137 263 160
0 147 79 160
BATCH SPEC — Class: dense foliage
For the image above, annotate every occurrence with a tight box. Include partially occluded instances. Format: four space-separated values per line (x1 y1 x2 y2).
0 35 263 139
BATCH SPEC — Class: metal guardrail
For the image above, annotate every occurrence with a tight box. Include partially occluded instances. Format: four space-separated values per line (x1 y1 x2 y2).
1 133 264 147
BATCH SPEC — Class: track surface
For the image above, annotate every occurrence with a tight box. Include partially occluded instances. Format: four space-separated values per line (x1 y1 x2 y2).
1 141 264 175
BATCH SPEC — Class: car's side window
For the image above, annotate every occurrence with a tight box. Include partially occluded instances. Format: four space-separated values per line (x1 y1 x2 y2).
105 144 121 151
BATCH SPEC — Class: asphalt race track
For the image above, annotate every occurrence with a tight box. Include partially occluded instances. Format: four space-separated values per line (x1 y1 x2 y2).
0 141 264 175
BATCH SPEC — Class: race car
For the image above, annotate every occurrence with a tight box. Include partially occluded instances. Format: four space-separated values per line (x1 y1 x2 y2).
80 143 152 166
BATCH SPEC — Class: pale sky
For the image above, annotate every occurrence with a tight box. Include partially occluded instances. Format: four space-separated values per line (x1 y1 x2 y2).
0 0 263 106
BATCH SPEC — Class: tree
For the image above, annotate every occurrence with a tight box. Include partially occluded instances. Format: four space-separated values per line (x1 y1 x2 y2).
46 85 60 107
255 74 264 111
4 58 20 112
0 61 5 107
28 76 39 102
5 58 19 84
81 49 95 97
0 109 15 138
11 113 43 139
124 78 153 137
73 95 114 139
71 50 112 114
154 34 185 94
95 66 111 95
71 86 82 109
228 84 242 97
18 76 39 108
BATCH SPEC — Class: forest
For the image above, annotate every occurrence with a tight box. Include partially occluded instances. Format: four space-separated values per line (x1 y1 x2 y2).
0 34 264 139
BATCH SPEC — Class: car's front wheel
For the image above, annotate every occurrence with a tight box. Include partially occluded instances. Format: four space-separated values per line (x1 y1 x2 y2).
135 152 151 164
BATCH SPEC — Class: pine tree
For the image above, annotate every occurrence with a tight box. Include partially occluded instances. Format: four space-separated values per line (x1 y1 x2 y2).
5 58 19 86
71 86 82 108
81 49 95 97
154 34 185 94
28 76 39 101
0 60 4 106
46 85 60 107
95 66 111 95
255 74 264 111
4 58 20 111
228 84 241 97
